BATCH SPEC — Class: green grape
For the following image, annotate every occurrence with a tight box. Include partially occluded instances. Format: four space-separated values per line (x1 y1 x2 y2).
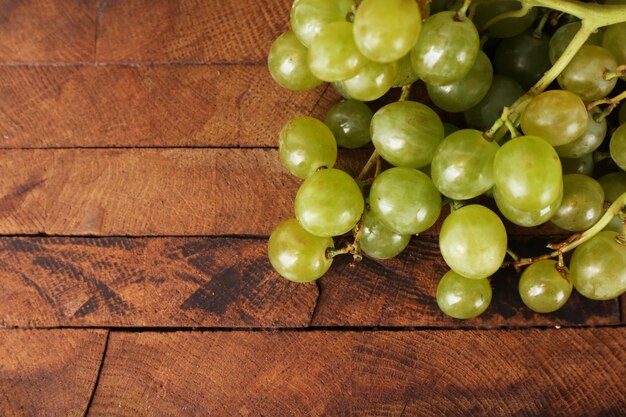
603 22 626 74
610 124 626 170
494 135 563 211
473 0 538 38
392 53 420 87
295 168 364 237
561 154 594 176
436 270 492 319
268 218 333 282
494 185 562 227
360 211 411 259
570 231 626 300
619 103 626 125
410 11 480 86
554 109 607 158
549 22 604 64
598 172 626 202
268 31 322 91
332 81 352 99
324 100 373 149
431 129 500 200
519 260 572 313
370 101 444 168
279 116 337 179
464 76 524 130
557 45 618 102
439 205 507 279
340 60 398 101
551 174 605 232
308 21 368 82
520 90 588 146
290 0 354 47
369 167 442 235
353 0 422 63
426 51 493 113
443 122 459 136
494 30 551 90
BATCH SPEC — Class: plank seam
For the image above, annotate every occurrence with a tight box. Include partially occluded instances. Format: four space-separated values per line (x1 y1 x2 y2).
0 145 278 151
83 330 110 417
0 61 266 67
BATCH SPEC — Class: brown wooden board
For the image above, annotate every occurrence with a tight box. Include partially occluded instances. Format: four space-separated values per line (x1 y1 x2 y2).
95 0 291 62
0 236 618 328
0 0 97 62
0 66 338 148
0 329 108 417
88 328 626 416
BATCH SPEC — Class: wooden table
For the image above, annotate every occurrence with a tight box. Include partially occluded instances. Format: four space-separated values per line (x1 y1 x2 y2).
0 1 624 415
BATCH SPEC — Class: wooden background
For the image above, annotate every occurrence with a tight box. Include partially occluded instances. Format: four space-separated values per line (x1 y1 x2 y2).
0 0 624 415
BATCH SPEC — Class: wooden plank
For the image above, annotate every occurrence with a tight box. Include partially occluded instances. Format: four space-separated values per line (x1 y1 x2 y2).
0 0 97 62
95 0 290 62
0 65 338 148
0 148 365 236
0 329 107 417
0 236 617 328
0 237 317 328
87 328 626 416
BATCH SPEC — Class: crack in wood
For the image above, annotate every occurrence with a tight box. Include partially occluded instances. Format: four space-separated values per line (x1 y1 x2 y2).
83 330 110 417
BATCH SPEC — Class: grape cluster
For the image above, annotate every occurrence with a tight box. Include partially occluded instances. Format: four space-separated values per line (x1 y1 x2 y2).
267 0 626 320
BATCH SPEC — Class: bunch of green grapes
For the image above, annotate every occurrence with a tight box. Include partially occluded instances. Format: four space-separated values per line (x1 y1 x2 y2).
267 0 626 320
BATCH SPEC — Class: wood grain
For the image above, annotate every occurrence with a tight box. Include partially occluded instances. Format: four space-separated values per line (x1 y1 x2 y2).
0 65 339 148
0 329 107 417
87 328 626 416
96 0 291 62
0 0 97 62
0 148 365 236
0 236 618 328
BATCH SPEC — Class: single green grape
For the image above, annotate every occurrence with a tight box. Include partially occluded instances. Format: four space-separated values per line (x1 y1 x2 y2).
598 172 626 202
602 22 626 75
473 0 538 38
619 103 626 125
411 11 480 86
554 109 607 158
561 154 594 176
549 22 604 64
494 185 562 227
494 30 551 90
369 167 442 235
426 51 493 113
520 90 588 147
464 75 524 130
268 31 322 91
436 270 492 319
324 100 373 149
430 129 500 200
551 174 605 232
519 260 572 313
353 0 422 63
308 21 368 82
392 53 420 87
360 211 411 259
279 116 337 179
557 45 618 103
295 168 364 237
370 101 444 168
290 0 354 47
268 218 333 282
439 204 507 279
610 124 626 171
340 60 398 101
331 81 352 100
494 136 563 212
570 231 626 300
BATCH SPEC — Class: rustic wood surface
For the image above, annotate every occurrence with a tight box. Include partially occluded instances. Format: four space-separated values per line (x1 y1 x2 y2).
0 0 624 415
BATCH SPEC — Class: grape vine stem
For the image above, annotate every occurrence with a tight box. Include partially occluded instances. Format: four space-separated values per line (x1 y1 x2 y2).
510 192 626 269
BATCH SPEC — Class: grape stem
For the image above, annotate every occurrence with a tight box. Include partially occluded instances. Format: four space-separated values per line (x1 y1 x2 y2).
356 150 380 181
399 84 412 102
510 192 626 268
484 0 626 141
455 0 472 21
587 89 626 121
603 65 626 81
481 3 534 33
